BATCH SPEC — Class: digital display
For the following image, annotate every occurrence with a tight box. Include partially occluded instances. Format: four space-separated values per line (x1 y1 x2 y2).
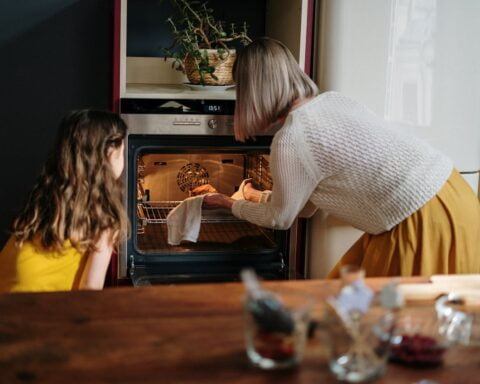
121 99 235 115
204 104 223 113
201 101 235 115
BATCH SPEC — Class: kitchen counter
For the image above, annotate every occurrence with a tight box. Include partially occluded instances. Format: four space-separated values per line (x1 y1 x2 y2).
0 277 478 383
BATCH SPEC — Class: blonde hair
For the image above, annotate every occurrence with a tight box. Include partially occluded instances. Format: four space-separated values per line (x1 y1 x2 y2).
12 109 129 254
233 37 319 141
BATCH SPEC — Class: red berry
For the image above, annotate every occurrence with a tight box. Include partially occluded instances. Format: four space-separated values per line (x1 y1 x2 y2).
390 333 445 366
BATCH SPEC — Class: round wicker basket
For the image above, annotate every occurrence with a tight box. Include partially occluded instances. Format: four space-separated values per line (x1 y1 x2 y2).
184 49 236 86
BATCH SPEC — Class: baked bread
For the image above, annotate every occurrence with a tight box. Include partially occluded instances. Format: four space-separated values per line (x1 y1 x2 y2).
189 184 218 196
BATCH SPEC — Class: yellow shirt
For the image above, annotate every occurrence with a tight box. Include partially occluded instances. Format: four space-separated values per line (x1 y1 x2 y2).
0 235 87 293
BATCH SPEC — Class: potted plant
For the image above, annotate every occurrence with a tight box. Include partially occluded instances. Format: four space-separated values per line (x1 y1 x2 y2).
163 0 252 86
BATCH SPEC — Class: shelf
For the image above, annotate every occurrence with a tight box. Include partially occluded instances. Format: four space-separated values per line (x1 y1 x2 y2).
138 201 243 224
137 220 277 253
125 83 236 100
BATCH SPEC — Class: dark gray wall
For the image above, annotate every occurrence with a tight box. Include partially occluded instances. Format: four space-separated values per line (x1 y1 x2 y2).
127 0 266 57
0 0 113 247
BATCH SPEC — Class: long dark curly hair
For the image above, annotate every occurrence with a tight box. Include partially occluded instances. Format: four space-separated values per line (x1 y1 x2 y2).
12 109 129 254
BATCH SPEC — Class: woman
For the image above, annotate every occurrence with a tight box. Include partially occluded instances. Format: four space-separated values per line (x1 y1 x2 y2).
0 109 129 292
203 37 480 277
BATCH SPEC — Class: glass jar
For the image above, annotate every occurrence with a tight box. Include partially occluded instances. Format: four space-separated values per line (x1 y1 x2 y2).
322 265 393 382
323 305 393 382
244 289 314 369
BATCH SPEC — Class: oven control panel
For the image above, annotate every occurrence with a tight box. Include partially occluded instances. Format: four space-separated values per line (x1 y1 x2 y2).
172 118 201 126
171 117 220 129
122 114 234 135
121 98 235 135
207 119 217 130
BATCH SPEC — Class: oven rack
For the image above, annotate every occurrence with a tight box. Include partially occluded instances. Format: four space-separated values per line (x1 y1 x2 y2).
138 201 243 224
246 155 272 191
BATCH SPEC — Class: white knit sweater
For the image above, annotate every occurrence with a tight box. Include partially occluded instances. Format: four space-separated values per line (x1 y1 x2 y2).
232 92 453 234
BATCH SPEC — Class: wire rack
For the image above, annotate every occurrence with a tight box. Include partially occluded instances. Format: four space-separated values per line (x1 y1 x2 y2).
136 220 276 252
246 155 272 190
137 201 243 224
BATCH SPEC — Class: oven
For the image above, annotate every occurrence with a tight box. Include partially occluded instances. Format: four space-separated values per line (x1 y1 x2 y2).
119 98 298 285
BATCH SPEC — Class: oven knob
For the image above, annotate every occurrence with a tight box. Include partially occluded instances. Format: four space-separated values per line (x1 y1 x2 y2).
208 119 217 130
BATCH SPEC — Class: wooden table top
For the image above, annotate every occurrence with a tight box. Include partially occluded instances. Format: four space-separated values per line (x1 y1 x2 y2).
0 277 478 383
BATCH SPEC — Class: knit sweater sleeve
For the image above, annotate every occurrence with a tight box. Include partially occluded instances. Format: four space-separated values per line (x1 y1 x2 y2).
231 123 319 229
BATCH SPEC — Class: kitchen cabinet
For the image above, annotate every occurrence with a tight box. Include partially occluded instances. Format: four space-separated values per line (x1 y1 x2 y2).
113 0 315 105
111 0 316 285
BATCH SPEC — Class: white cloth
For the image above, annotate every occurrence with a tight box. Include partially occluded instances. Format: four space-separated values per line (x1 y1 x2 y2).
231 179 248 201
232 91 453 234
167 195 205 245
167 180 261 246
231 178 272 203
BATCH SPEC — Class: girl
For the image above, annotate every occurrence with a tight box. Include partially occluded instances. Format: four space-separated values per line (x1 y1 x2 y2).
0 109 128 292
203 37 480 277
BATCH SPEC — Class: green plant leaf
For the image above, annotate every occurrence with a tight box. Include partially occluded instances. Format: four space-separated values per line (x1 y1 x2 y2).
162 0 250 83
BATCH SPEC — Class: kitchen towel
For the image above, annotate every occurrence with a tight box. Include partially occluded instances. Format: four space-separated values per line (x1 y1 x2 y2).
167 195 206 246
167 180 271 246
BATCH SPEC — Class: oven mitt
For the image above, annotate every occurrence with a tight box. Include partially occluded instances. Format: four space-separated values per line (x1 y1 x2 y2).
231 178 250 200
166 195 206 245
231 178 272 202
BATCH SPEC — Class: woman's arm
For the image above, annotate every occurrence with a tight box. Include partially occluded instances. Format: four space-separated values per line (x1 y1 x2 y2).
243 184 318 217
232 166 317 229
204 123 321 229
202 180 269 209
232 131 319 229
78 231 114 290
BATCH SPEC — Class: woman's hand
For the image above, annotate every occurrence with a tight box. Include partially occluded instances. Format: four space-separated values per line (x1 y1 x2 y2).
242 181 263 203
202 193 235 210
189 183 217 196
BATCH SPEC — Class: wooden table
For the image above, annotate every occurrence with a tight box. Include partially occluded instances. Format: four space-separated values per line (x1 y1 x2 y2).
0 278 478 383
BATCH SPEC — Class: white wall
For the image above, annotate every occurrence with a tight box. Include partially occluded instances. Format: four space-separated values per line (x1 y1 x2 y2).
308 0 480 278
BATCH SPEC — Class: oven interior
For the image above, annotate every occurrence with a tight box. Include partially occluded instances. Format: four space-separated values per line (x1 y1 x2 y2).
136 151 274 254
126 135 289 285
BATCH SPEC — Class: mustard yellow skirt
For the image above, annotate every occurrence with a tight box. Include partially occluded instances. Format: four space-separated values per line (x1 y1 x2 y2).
328 170 480 278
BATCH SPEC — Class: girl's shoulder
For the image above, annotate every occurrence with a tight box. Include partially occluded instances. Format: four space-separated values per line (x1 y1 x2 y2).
0 234 85 293
22 237 81 258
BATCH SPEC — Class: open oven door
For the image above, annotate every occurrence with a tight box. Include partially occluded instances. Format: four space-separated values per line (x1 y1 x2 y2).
130 203 288 285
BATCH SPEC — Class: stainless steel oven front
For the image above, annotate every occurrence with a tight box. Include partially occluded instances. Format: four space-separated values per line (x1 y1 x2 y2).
119 98 297 285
